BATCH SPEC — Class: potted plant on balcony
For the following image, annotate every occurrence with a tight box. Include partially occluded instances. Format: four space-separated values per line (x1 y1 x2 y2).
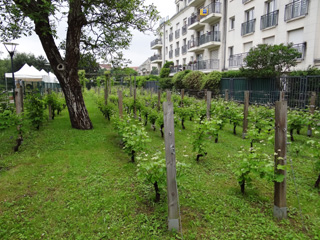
193 60 197 64
188 61 192 66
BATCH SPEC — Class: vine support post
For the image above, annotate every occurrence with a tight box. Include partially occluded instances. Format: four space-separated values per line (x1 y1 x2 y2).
15 81 23 114
225 89 229 101
163 101 181 232
48 88 52 121
307 92 316 137
118 90 123 119
134 87 137 119
279 91 285 102
151 88 153 98
206 91 211 120
181 89 184 107
274 101 287 220
104 73 110 105
129 75 132 97
204 89 207 103
242 91 249 139
157 90 161 111
167 90 171 102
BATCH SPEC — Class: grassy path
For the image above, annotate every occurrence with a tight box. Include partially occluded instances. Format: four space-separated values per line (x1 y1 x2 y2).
0 90 319 239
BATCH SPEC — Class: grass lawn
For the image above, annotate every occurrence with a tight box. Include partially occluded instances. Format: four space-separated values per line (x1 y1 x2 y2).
0 89 319 239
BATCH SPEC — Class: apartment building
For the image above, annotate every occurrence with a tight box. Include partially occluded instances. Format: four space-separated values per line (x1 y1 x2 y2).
149 0 320 75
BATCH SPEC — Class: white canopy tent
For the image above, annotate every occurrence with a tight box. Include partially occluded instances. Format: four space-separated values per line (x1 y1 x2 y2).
5 63 44 82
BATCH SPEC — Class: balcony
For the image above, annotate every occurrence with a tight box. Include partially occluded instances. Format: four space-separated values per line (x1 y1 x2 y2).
200 2 222 24
241 19 256 36
182 25 188 35
188 14 205 30
150 54 162 63
182 45 187 55
169 50 173 59
229 53 248 68
175 48 180 57
188 39 201 52
260 10 279 30
188 0 205 7
285 0 309 21
170 65 181 74
186 59 219 72
169 33 173 42
175 29 180 39
199 31 221 49
242 0 253 4
292 42 306 60
150 38 162 50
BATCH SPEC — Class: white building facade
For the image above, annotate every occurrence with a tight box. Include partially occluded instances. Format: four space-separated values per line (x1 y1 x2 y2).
150 0 320 75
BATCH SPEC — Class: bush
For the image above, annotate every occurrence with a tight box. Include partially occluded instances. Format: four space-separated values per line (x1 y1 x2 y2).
201 71 222 94
172 70 191 90
159 68 170 78
290 66 320 76
221 70 243 78
159 77 173 90
182 71 204 90
163 61 174 68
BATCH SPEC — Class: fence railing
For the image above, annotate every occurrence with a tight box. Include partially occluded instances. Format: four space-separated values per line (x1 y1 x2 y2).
285 0 309 21
241 19 256 35
260 10 279 30
199 31 221 45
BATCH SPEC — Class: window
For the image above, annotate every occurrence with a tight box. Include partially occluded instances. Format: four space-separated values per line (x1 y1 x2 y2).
245 8 254 21
166 47 168 55
230 17 235 30
266 0 276 14
176 4 180 13
263 36 275 45
229 46 234 57
243 41 253 52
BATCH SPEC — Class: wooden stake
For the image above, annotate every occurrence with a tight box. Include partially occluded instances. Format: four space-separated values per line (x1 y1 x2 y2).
48 89 52 120
274 101 287 220
242 91 249 139
134 88 137 118
307 92 316 137
204 89 207 103
225 89 229 101
279 91 285 102
158 90 161 111
181 89 184 107
118 90 123 119
15 81 23 114
163 101 181 232
166 90 171 102
206 91 211 120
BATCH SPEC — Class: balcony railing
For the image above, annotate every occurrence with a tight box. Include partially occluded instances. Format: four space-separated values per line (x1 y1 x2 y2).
200 1 221 20
150 38 162 48
182 25 187 35
186 59 219 71
229 53 248 68
285 0 309 21
188 14 199 26
169 33 173 42
199 31 221 45
241 19 256 36
170 65 181 74
182 45 187 55
261 10 279 30
292 42 306 60
150 54 162 62
175 29 180 39
188 39 199 50
242 0 252 3
175 48 180 57
169 50 173 59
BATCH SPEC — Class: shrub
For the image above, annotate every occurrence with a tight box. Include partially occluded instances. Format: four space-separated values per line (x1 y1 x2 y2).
172 70 191 90
182 71 204 90
159 77 173 90
221 70 243 78
159 68 170 78
163 61 174 68
201 71 222 94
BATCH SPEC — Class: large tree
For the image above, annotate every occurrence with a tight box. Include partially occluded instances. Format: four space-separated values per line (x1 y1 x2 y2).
0 0 159 129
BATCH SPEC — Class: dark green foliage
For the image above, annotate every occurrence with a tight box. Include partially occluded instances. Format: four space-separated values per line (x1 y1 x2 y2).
241 43 301 78
163 61 174 68
158 77 173 90
159 68 170 78
182 71 205 90
25 93 45 130
221 70 243 78
290 66 320 76
172 70 191 90
201 71 222 94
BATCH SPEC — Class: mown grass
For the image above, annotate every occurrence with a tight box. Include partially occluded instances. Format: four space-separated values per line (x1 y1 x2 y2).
0 89 319 239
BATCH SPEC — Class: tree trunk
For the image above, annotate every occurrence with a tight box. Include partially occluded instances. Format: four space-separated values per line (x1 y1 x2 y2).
239 180 245 194
154 181 160 203
290 129 294 142
182 119 185 130
33 0 93 130
233 124 237 135
131 150 135 163
160 124 164 138
315 174 320 188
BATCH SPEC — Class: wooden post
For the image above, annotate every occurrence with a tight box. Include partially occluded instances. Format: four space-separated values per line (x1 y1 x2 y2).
166 90 171 102
15 81 23 114
181 89 184 107
48 89 52 120
279 91 285 102
274 101 287 220
104 73 110 105
118 90 123 119
307 92 316 137
204 89 207 103
134 88 137 119
225 89 229 101
158 90 161 111
130 75 132 97
242 91 249 139
163 101 181 232
151 88 153 98
134 75 136 88
206 91 211 120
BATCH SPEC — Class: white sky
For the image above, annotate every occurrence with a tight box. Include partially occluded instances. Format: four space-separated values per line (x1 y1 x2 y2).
0 0 176 68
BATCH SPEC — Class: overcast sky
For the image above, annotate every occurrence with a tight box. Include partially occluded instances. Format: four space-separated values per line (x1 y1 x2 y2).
0 0 176 68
